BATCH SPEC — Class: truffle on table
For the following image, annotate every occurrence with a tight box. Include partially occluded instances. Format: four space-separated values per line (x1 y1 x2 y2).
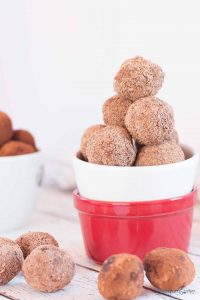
144 247 195 291
98 253 144 300
0 111 13 146
0 141 36 156
13 129 36 148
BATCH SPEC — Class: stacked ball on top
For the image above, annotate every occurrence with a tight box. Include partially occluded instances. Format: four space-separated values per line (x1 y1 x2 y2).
80 56 185 167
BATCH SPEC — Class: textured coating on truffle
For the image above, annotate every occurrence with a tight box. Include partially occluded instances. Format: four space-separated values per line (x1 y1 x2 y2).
103 95 132 127
0 237 24 285
168 129 179 144
0 112 13 146
125 97 174 145
135 141 185 166
16 232 59 258
13 129 36 148
23 245 75 292
144 247 195 291
80 124 105 160
0 141 35 156
98 253 144 300
114 56 165 101
86 126 136 166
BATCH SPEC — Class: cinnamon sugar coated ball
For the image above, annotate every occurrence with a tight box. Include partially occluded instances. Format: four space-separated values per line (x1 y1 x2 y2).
98 254 144 300
135 141 185 166
0 112 13 146
168 129 179 144
23 245 75 292
0 237 23 285
13 129 36 148
114 56 165 101
0 141 35 156
86 126 136 166
103 95 132 127
125 97 174 145
80 124 105 160
16 232 59 258
144 248 195 291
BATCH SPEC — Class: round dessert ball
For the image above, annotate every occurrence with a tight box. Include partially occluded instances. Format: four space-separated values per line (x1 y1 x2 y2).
16 232 59 258
125 96 174 145
0 111 13 146
13 129 36 148
114 56 165 101
102 95 132 127
144 247 195 291
86 125 136 166
23 245 75 292
0 237 24 285
80 124 105 160
0 141 36 156
98 253 144 300
168 129 179 144
135 141 185 166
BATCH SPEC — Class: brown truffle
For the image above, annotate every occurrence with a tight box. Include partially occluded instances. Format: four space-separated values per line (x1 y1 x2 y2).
144 247 195 291
135 141 185 166
23 245 75 292
80 124 105 160
0 141 35 156
13 129 36 148
98 253 144 300
103 95 132 127
86 126 136 166
16 232 59 258
125 96 174 145
0 237 23 285
114 56 165 101
0 111 13 146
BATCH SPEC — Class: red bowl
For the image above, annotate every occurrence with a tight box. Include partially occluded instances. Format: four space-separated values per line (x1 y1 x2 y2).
73 189 197 264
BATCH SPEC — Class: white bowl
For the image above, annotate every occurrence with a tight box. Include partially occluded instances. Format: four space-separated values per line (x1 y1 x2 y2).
73 145 199 202
0 151 43 231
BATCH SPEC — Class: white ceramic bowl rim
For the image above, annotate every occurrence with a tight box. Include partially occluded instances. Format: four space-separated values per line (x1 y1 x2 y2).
0 150 41 162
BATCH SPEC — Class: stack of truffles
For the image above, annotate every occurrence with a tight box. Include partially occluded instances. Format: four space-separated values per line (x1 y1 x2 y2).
80 56 185 167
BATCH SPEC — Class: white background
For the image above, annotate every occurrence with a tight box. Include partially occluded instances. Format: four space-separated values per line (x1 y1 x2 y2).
0 0 200 154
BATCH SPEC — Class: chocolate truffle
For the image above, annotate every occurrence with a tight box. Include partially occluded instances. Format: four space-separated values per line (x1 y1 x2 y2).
135 141 185 166
125 96 174 145
144 247 195 291
0 141 35 156
23 245 75 292
80 124 105 160
13 129 36 148
16 232 59 258
0 111 13 146
114 56 165 101
86 126 136 166
103 95 132 127
98 254 144 300
0 237 23 285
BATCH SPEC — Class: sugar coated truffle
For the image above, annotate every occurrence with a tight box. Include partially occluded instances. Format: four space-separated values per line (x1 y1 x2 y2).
98 253 144 300
0 237 23 285
125 96 174 145
0 141 35 156
135 141 185 166
103 95 132 127
114 56 165 101
144 247 195 291
168 129 179 144
86 125 136 166
0 111 13 146
16 232 59 258
80 124 105 160
23 245 75 292
13 129 36 148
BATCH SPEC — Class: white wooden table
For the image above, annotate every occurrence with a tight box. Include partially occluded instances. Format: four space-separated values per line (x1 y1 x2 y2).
0 187 200 300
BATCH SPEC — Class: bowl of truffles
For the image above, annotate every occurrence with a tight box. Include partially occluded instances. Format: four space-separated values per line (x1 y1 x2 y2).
73 56 199 263
0 111 42 231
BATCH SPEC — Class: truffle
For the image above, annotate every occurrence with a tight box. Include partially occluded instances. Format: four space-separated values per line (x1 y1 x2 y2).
102 95 132 127
114 56 165 101
23 245 75 292
144 247 195 291
0 237 23 285
13 129 36 148
168 129 179 144
86 126 136 166
98 253 144 300
0 111 13 146
16 232 59 258
125 96 174 145
0 141 36 156
135 141 185 166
